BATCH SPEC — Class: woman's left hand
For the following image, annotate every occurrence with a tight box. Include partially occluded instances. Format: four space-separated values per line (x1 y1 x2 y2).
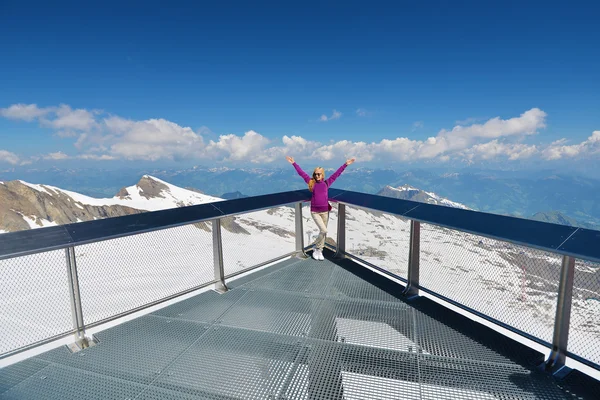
345 158 356 165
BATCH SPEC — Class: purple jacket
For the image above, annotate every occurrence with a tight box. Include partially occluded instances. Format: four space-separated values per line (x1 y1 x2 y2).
293 162 347 212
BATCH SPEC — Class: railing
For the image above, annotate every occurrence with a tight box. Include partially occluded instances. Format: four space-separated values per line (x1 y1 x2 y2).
1 188 599 378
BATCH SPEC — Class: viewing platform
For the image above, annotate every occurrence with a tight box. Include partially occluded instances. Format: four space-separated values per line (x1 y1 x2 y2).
1 189 599 399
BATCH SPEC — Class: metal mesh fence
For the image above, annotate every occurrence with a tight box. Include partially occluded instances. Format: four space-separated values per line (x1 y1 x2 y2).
344 205 411 280
222 206 296 276
419 223 561 344
0 250 73 355
568 259 600 367
76 223 214 325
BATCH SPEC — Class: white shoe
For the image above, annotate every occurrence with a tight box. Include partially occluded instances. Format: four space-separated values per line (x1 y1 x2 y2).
317 249 325 261
312 249 320 260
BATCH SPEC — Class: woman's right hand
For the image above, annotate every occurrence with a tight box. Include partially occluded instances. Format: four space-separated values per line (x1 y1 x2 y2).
286 156 295 164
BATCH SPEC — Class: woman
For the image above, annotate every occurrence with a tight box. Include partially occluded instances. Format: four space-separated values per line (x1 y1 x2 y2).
286 156 356 260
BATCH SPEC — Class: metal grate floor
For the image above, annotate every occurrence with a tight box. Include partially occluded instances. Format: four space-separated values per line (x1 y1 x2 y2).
0 251 595 399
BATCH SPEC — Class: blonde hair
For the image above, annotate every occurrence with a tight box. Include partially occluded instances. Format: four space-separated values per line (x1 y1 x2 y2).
308 167 325 192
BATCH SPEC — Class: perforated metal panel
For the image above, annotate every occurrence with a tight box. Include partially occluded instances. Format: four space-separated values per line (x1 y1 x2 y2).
344 205 411 280
0 358 50 395
75 224 214 325
0 256 590 399
152 326 302 399
326 264 403 303
0 249 73 355
38 315 209 384
217 289 322 337
419 222 561 344
222 207 296 276
568 259 600 368
0 364 146 400
152 288 247 324
414 311 537 365
243 257 334 296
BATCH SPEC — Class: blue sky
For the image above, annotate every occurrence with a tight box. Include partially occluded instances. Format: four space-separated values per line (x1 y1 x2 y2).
1 0 599 169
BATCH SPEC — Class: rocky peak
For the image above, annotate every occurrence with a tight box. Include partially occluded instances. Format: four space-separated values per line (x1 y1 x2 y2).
135 175 169 200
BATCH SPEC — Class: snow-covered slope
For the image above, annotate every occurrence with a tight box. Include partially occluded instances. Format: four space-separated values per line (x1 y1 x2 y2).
377 184 471 210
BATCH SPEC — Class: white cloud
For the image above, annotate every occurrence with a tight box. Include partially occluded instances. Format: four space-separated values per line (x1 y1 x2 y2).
319 109 342 122
356 108 370 117
2 103 596 165
206 130 270 162
107 118 205 161
43 151 70 160
0 104 52 121
459 140 538 161
311 140 363 161
0 104 98 133
43 105 97 131
541 131 600 160
277 109 548 164
0 150 20 165
77 154 117 160
413 108 547 159
244 135 323 163
412 121 424 131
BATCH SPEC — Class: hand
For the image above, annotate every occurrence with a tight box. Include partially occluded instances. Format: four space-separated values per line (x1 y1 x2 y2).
286 156 295 164
345 158 355 166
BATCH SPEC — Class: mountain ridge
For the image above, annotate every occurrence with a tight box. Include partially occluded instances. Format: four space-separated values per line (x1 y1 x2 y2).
0 175 222 233
376 184 472 210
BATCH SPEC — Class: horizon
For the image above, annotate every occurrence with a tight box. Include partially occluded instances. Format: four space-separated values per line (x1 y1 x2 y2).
1 1 599 173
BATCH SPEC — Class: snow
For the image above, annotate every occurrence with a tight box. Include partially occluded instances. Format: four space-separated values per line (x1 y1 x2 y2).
423 189 470 209
387 185 415 192
20 215 58 229
18 180 55 195
385 185 470 209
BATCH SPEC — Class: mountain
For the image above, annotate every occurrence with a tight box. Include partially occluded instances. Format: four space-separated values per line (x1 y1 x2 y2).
2 166 600 227
0 180 140 233
3 166 598 227
2 166 599 229
221 191 249 200
0 175 222 233
530 211 597 229
377 185 472 210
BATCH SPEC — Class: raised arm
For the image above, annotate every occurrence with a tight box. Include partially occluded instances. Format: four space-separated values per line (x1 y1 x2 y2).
287 156 311 183
326 158 355 186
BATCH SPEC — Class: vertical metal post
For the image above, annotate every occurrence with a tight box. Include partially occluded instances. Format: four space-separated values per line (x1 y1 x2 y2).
544 255 575 376
212 219 229 293
295 202 307 258
402 220 420 298
335 203 346 258
65 247 95 352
